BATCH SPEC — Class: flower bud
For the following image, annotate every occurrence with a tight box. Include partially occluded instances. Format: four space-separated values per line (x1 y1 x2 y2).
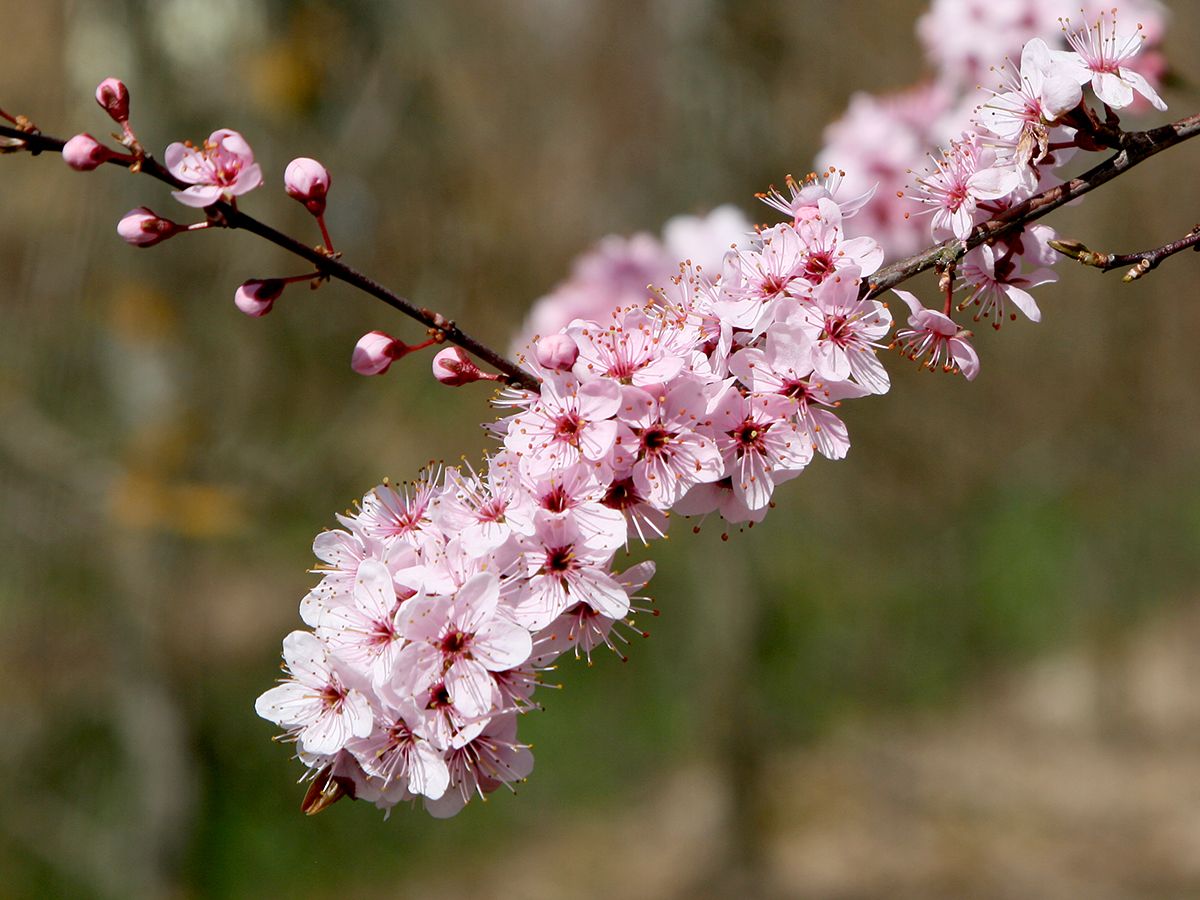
534 333 578 371
284 157 331 216
117 207 182 247
95 77 130 124
352 331 403 376
62 133 112 171
234 279 285 317
432 347 484 386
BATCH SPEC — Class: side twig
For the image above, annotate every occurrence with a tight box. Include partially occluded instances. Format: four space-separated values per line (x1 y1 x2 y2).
1048 225 1200 282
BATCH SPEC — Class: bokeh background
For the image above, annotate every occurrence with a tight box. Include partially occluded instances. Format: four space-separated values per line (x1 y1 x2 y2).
4 1 1200 897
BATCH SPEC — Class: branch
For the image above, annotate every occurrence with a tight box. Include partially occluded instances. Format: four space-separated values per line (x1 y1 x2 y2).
1048 224 1200 282
5 111 1200 384
865 112 1200 299
0 123 540 391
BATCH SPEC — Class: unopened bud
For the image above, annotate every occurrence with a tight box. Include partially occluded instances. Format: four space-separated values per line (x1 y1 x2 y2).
63 133 114 171
432 347 484 386
117 207 182 247
534 333 579 371
234 279 285 317
95 77 130 124
284 157 331 216
352 331 406 376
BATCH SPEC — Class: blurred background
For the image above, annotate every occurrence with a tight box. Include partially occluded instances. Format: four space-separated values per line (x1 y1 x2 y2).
3 1 1200 897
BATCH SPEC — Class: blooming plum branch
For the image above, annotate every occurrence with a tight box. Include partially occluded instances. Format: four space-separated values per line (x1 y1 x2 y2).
3 2 1198 820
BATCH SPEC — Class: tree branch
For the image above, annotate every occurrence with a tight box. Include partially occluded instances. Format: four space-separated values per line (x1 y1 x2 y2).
5 111 1200 384
0 123 540 391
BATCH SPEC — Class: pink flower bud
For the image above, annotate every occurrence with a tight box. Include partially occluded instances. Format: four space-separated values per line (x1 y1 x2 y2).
535 333 579 371
284 157 331 216
116 207 182 247
234 279 285 317
432 347 484 386
352 331 404 376
62 133 113 171
95 77 130 124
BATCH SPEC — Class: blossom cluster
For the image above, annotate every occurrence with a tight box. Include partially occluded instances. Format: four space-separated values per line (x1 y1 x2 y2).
253 8 1175 817
821 0 1168 257
53 4 1175 819
256 175 897 817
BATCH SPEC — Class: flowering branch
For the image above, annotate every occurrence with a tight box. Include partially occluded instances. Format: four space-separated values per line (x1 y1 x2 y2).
864 112 1200 299
0 122 540 391
1048 223 1200 282
5 5 1199 822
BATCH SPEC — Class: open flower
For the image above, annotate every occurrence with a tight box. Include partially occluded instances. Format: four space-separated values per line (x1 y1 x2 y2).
890 290 980 380
164 128 263 207
1052 11 1167 112
254 631 373 756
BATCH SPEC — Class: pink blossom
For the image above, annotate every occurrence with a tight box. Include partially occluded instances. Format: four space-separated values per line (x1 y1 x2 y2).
312 559 407 687
504 373 621 473
757 169 877 224
710 387 813 511
958 231 1056 328
348 700 450 802
599 476 670 544
909 135 1020 240
673 476 769 525
353 475 443 549
789 272 893 395
1052 11 1167 112
425 713 534 819
729 322 866 460
397 572 532 723
511 513 628 630
793 199 885 288
890 290 980 380
535 560 656 663
611 378 724 509
255 630 373 756
164 128 263 208
352 331 404 376
434 456 522 555
506 462 628 553
568 305 695 387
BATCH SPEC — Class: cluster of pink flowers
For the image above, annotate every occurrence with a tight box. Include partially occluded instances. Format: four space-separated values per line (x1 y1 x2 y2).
253 9 1176 817
255 175 894 817
58 6 1175 819
821 0 1168 256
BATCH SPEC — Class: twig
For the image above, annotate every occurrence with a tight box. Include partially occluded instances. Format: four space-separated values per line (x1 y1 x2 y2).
0 123 540 391
1048 225 1200 282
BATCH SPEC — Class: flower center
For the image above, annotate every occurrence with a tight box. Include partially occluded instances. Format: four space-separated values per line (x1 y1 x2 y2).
804 252 835 283
641 425 671 454
732 418 767 450
440 630 470 655
545 545 575 574
554 412 584 445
